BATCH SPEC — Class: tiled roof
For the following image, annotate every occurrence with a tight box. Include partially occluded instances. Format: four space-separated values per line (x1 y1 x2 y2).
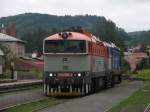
124 52 148 57
124 52 149 71
0 33 25 43
15 58 43 71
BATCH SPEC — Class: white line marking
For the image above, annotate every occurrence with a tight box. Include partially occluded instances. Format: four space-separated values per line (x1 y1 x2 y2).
0 98 47 111
103 106 112 112
144 103 150 112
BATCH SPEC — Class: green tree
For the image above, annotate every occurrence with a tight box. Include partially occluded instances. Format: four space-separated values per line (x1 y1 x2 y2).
22 28 52 53
0 44 15 70
91 19 128 50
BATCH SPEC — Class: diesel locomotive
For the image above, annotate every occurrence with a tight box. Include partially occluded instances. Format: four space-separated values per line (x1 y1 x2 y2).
43 27 122 96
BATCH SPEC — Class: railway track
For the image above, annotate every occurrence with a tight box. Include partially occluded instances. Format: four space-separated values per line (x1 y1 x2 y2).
0 88 46 110
37 81 143 112
0 85 42 94
0 98 48 111
0 81 142 112
0 79 42 94
0 79 44 111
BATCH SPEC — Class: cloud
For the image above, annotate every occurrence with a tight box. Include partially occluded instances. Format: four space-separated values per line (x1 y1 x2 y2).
0 0 150 32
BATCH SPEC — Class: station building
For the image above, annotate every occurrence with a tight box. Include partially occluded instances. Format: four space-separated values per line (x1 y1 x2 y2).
0 33 25 58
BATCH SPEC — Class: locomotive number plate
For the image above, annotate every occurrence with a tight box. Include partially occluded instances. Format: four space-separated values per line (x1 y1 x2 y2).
58 73 73 77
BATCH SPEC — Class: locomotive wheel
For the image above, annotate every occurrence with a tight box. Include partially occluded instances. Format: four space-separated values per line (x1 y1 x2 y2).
69 85 73 93
81 83 90 96
96 78 100 91
118 75 122 84
91 78 96 93
103 77 109 89
98 77 103 90
104 74 115 89
43 83 47 95
46 84 49 95
81 84 86 96
110 76 115 87
114 75 122 84
88 84 91 94
86 84 89 94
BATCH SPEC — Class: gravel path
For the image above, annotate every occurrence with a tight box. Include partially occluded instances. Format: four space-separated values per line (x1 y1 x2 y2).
0 88 46 110
38 81 143 112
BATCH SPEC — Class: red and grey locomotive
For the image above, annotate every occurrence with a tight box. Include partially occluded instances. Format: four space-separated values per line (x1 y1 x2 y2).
43 27 122 96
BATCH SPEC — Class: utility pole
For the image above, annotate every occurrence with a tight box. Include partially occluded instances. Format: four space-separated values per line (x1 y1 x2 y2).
10 62 14 79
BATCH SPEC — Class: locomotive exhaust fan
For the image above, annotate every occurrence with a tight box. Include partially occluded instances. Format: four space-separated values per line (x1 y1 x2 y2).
62 32 68 39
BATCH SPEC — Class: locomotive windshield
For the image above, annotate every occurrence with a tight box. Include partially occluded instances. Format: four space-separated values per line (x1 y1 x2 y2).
44 40 86 53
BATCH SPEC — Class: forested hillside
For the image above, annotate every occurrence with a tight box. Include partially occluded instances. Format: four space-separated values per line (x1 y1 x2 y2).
0 13 102 37
0 13 129 53
128 31 150 46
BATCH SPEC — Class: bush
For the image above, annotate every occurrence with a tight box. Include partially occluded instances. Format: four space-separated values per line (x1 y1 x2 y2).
30 68 42 79
122 59 131 74
137 57 150 70
137 69 150 80
0 69 11 79
17 69 42 80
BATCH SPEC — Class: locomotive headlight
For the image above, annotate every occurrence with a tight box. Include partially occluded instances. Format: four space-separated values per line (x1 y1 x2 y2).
49 73 53 77
78 73 81 77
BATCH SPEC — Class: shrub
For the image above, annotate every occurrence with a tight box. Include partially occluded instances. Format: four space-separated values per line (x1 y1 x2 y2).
122 59 131 74
137 69 150 80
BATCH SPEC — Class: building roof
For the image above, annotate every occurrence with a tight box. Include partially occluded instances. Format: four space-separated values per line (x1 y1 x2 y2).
124 52 149 71
0 49 4 56
124 52 148 58
0 33 25 43
15 58 43 71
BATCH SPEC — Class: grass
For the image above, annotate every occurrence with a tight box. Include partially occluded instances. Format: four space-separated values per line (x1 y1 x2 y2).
1 98 64 112
108 69 150 112
132 69 150 80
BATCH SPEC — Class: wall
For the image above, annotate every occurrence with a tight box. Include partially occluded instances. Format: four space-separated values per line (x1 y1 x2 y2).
1 42 25 58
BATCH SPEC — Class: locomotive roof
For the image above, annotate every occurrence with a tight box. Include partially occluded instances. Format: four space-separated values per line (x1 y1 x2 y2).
103 41 120 50
44 31 120 50
0 33 25 43
44 31 99 43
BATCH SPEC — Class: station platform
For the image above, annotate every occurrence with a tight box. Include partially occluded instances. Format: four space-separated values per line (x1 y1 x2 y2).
0 79 42 90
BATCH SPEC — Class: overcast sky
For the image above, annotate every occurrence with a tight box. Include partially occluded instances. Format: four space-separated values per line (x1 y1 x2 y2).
0 0 150 32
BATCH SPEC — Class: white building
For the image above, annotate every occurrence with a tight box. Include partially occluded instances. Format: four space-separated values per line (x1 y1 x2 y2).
0 33 25 57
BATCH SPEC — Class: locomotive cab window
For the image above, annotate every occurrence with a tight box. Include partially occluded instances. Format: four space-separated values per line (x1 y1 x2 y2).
44 40 86 53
